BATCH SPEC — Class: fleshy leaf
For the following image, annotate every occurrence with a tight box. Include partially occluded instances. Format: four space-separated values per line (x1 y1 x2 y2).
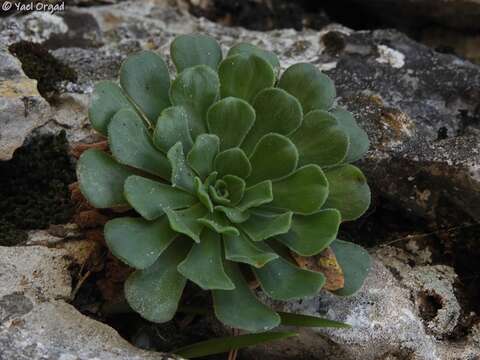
240 211 292 242
242 88 302 155
170 65 220 138
269 165 328 215
227 43 280 72
124 175 196 221
224 232 278 267
323 165 371 221
170 34 222 73
187 134 220 179
276 209 341 256
105 216 177 269
120 50 170 123
248 133 298 185
215 206 251 223
214 148 251 179
207 97 255 151
219 54 275 103
213 261 280 332
198 211 239 236
164 203 207 243
125 238 190 323
153 106 193 154
237 180 273 212
278 63 335 113
209 180 231 206
331 108 370 162
254 254 325 300
108 108 171 179
194 177 214 212
331 239 371 296
289 110 349 168
77 149 132 208
178 230 234 290
222 175 245 206
88 81 134 135
278 312 350 328
167 142 196 194
175 332 296 359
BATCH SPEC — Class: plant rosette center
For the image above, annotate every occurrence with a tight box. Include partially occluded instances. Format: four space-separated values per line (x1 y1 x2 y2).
77 34 372 333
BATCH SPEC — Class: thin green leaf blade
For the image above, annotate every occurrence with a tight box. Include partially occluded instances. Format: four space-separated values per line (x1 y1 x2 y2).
279 312 351 328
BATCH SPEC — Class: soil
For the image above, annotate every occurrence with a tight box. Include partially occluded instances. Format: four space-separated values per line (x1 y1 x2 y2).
0 131 76 246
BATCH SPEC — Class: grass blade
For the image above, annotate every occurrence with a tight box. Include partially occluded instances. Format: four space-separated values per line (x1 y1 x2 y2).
279 312 351 328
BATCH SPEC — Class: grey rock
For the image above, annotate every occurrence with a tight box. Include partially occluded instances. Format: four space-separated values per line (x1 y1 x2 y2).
0 245 180 360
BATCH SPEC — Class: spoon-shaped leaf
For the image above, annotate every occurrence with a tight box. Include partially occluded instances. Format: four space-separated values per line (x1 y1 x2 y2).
207 97 255 151
289 110 349 168
178 230 234 290
77 149 132 208
276 209 341 256
125 238 190 323
124 175 196 221
237 180 273 212
219 54 275 103
170 65 220 138
214 148 252 179
224 232 278 268
278 63 335 113
242 88 302 155
227 43 280 72
170 34 222 73
105 216 177 269
239 211 292 242
269 165 328 215
88 81 134 135
213 261 280 332
187 134 220 179
323 165 371 221
108 108 171 179
164 203 207 243
248 133 298 185
120 50 170 124
223 175 246 206
198 211 239 236
331 108 370 162
167 142 196 194
153 106 193 154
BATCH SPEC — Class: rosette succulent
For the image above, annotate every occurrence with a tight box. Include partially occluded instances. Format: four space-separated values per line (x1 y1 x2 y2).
78 34 371 332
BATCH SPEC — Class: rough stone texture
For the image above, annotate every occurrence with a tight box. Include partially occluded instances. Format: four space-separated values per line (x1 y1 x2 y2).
0 245 180 360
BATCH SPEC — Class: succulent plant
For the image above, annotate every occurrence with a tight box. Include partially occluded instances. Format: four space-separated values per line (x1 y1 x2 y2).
78 34 371 333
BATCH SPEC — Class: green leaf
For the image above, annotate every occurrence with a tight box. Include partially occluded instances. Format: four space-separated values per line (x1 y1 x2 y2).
178 230 234 290
331 239 371 296
153 106 193 154
187 134 220 179
164 203 207 243
242 88 302 155
170 65 220 138
254 254 325 300
194 177 214 212
248 133 298 185
120 50 170 124
227 43 280 72
209 180 231 206
77 149 132 208
207 97 255 151
167 142 196 194
213 261 280 332
224 232 278 267
88 81 134 135
240 211 292 242
124 175 196 221
289 110 349 168
223 175 245 206
278 312 350 328
323 165 371 221
198 211 239 236
269 165 328 215
276 209 341 256
237 180 273 212
104 216 177 269
219 54 275 103
331 108 370 162
174 332 297 359
125 238 190 323
278 63 335 113
170 34 222 73
108 108 171 179
214 148 252 179
215 206 251 223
